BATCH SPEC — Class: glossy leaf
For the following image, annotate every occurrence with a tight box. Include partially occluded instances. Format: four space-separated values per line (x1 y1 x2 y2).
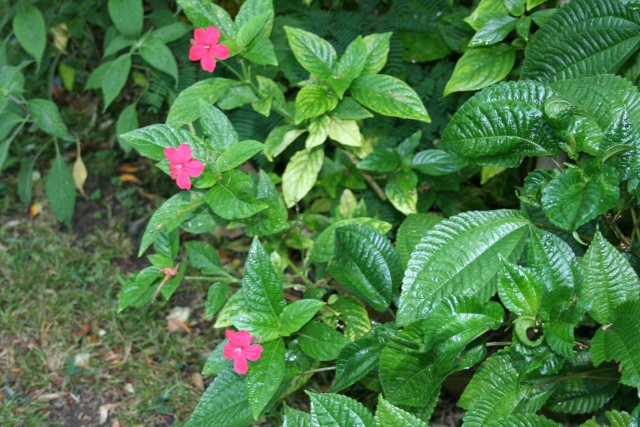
469 17 518 47
396 214 444 269
357 149 401 173
279 300 325 336
332 332 387 392
243 237 285 319
497 258 544 316
385 170 418 215
246 339 285 419
330 35 368 98
310 218 392 263
330 225 402 311
397 210 530 325
205 283 228 319
282 148 324 207
361 32 392 75
465 0 510 31
215 140 263 172
308 392 376 427
441 80 558 167
444 44 516 95
206 171 268 220
485 414 563 427
177 0 237 38
263 125 307 161
375 395 429 427
116 103 138 153
199 100 239 150
298 321 349 361
544 321 575 359
294 84 339 123
351 74 431 123
411 149 465 176
283 406 312 427
284 26 337 79
122 124 194 161
326 116 361 147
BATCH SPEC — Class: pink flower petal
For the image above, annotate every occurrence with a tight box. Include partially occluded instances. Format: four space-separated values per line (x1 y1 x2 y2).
169 163 181 179
174 144 193 164
244 344 263 361
233 354 249 375
189 44 208 61
203 26 221 45
233 330 253 348
164 147 180 164
200 54 217 73
175 170 192 190
183 159 205 177
211 44 230 60
193 28 208 45
225 329 237 342
223 343 236 360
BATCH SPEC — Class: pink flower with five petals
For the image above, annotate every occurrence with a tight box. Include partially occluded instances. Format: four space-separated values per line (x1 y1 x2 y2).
223 330 263 375
163 144 205 190
189 26 230 73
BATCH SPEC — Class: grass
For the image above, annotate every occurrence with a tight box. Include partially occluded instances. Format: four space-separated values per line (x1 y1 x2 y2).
0 181 221 426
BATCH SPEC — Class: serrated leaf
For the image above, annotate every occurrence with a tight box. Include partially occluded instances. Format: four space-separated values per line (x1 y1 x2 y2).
396 214 444 269
397 210 530 326
177 0 237 38
332 333 385 393
295 85 339 124
357 149 401 173
45 154 76 227
497 259 544 316
385 170 418 215
469 16 518 47
215 140 263 172
284 405 313 427
591 300 640 388
284 26 337 79
186 370 253 427
522 0 640 82
544 321 575 359
445 44 515 95
206 171 268 220
332 296 372 341
282 148 324 207
351 74 430 123
310 218 392 263
140 39 178 82
541 168 619 231
242 237 285 322
102 54 131 111
139 191 206 256
27 99 72 140
411 149 465 176
441 80 559 167
309 392 376 427
298 321 349 361
583 230 640 324
246 339 285 419
13 1 46 66
167 78 240 125
279 300 325 336
375 396 429 427
205 283 228 319
330 225 402 311
486 414 563 427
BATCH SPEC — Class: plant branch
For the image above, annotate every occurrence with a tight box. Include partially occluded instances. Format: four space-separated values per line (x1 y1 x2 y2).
339 148 387 201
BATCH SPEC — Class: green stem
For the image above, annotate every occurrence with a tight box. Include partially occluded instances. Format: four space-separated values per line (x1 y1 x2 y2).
184 275 239 284
302 366 336 375
339 148 387 201
219 60 246 82
284 256 312 286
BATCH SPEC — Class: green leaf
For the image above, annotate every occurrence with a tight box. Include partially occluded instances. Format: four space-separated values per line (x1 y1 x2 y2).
310 218 392 263
13 1 46 66
330 225 402 311
396 214 444 269
527 227 581 296
545 351 619 414
235 0 274 33
45 154 76 227
332 97 373 120
541 168 619 231
279 300 325 336
544 321 575 359
361 32 392 76
497 258 544 316
522 0 640 82
486 414 563 427
167 78 240 125
441 80 559 167
332 296 372 340
284 26 337 80
375 395 429 427
237 11 272 49
583 230 640 325
206 171 268 220
305 115 329 149
0 66 25 95
18 155 36 204
243 38 278 66
294 85 339 124
282 148 324 207
243 237 286 319
177 0 237 38
357 149 401 173
298 321 349 361
27 99 72 140
215 290 249 329
332 329 391 392
464 0 510 31
308 392 376 427
122 124 194 161
186 370 253 427
205 283 228 319
327 116 361 147
104 35 134 57
115 103 138 153
199 101 238 151
140 39 178 82
397 210 530 326
215 140 263 172
108 0 142 38
139 191 206 256
118 267 161 311
102 54 131 111
351 75 431 123
84 61 111 90
591 301 640 388
151 22 192 44
444 44 516 95
411 149 465 176
330 36 368 98
385 170 418 215
185 241 224 275
246 339 285 419
245 170 290 237
263 125 307 161
284 405 312 427
469 17 518 47
153 229 179 260
504 0 525 16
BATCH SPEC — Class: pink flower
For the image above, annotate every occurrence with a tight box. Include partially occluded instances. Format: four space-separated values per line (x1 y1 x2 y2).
189 26 230 73
163 144 205 190
223 330 263 375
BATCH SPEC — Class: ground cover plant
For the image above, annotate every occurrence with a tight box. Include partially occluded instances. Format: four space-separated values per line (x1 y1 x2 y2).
3 0 640 426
